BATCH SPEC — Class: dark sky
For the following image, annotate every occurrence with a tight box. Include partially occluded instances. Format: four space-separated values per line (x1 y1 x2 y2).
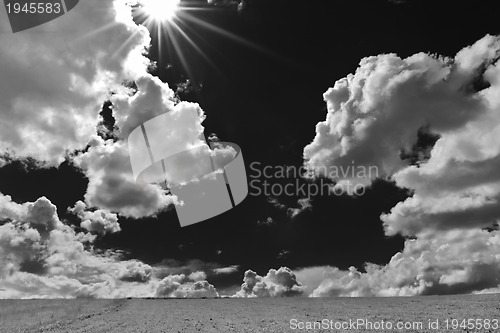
0 0 498 292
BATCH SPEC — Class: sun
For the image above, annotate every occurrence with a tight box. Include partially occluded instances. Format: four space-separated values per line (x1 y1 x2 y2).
141 0 181 23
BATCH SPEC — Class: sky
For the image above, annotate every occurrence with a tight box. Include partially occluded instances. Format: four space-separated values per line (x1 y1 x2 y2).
0 0 500 298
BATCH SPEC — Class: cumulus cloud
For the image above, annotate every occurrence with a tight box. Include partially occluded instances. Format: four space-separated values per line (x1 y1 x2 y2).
112 75 177 138
301 34 500 296
0 193 224 299
0 194 63 235
0 220 44 278
233 267 304 297
0 193 161 298
304 35 500 234
379 37 500 236
71 131 237 220
0 0 208 221
72 137 175 218
0 193 25 219
69 32 224 220
156 272 219 298
0 195 226 299
0 0 180 220
294 266 340 296
296 229 500 297
304 35 499 183
69 201 121 235
117 260 153 283
0 0 235 299
0 0 150 165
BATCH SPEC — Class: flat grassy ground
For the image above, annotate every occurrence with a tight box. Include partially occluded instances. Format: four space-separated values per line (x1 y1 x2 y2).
0 294 499 333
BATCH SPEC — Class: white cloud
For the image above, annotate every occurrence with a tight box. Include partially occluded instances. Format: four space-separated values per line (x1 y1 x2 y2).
112 75 177 138
156 273 219 298
0 220 43 278
69 201 121 235
233 267 304 297
188 271 208 282
293 266 340 296
0 193 163 298
306 34 500 236
0 0 234 299
0 0 150 165
117 260 153 283
378 36 500 236
298 229 500 297
0 193 63 235
0 212 231 299
304 35 500 184
213 265 239 275
0 193 27 221
300 34 500 296
24 197 63 233
73 137 175 218
0 0 196 220
71 51 226 220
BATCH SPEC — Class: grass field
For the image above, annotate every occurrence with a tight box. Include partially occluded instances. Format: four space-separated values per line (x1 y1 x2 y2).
0 294 499 332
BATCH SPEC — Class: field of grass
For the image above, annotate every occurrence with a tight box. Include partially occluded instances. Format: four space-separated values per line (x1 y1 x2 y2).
0 294 499 332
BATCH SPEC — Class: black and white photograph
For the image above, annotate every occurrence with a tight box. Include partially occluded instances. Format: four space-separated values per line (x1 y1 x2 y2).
0 0 499 332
